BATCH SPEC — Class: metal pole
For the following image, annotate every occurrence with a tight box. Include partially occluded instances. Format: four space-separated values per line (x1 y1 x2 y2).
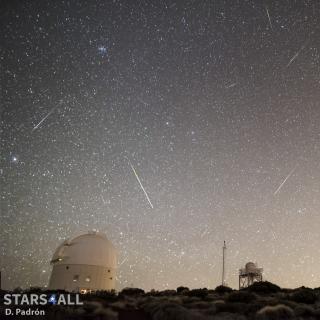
222 241 226 285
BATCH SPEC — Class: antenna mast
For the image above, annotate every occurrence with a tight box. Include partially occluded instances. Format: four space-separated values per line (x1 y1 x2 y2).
222 241 227 286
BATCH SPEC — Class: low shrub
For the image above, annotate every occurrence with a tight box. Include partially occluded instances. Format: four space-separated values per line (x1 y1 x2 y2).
177 286 189 294
26 286 43 294
185 300 214 310
214 285 233 295
247 281 281 294
290 288 317 304
215 301 249 314
294 304 315 317
146 301 201 320
158 290 177 296
227 291 256 303
92 289 117 301
187 288 209 299
256 304 294 320
119 287 145 297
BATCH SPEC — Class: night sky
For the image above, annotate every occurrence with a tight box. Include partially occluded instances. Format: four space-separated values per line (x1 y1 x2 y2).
1 0 320 291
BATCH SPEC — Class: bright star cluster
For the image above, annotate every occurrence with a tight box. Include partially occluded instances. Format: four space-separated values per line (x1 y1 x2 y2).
1 0 320 291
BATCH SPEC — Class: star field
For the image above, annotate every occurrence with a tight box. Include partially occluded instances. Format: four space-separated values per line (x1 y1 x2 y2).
1 0 320 291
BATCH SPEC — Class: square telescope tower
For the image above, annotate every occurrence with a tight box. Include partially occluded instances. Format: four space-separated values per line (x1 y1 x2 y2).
239 262 263 289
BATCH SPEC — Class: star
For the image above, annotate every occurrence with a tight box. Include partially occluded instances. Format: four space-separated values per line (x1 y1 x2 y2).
11 156 18 163
98 46 107 55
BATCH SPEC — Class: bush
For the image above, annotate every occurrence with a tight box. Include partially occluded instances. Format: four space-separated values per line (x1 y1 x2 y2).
145 289 158 296
26 286 43 294
118 309 148 320
177 286 189 294
187 288 209 299
247 281 281 294
227 291 256 303
149 302 204 320
246 302 266 315
160 290 177 296
119 287 145 297
92 290 117 301
214 285 233 294
215 301 249 314
185 300 215 310
43 289 68 295
290 288 317 304
294 304 315 317
256 304 294 320
83 301 103 313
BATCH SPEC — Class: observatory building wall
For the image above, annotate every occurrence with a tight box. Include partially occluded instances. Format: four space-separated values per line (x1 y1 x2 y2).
48 232 117 292
49 264 116 292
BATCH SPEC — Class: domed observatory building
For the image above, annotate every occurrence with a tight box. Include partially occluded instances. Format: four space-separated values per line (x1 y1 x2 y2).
48 232 117 293
239 262 263 289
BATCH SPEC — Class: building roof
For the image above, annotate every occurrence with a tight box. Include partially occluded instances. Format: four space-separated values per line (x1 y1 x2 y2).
51 231 117 268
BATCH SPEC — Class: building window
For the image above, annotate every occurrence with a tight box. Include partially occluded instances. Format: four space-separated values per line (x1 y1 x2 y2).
66 266 69 270
80 289 92 294
85 276 91 282
73 275 79 282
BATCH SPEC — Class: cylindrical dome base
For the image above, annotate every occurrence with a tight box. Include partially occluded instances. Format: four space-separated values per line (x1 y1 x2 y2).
48 232 117 292
49 264 116 292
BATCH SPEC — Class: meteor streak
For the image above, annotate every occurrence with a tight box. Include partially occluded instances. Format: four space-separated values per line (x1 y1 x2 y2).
32 107 56 131
265 6 272 29
119 257 128 266
273 164 298 196
286 39 310 68
129 160 154 209
225 82 237 88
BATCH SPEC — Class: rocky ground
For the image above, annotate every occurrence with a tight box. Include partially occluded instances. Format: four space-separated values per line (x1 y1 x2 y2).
1 282 320 319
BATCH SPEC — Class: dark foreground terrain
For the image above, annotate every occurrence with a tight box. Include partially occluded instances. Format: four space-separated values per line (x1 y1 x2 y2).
1 282 320 319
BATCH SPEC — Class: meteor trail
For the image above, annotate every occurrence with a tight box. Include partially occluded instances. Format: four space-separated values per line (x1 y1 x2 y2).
286 40 309 68
119 257 128 266
273 165 298 196
32 107 56 131
265 6 272 29
129 160 154 209
225 82 237 89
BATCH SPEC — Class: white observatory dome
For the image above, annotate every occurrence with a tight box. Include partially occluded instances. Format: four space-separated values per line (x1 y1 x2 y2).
48 231 117 293
245 262 257 272
239 262 263 289
51 232 117 268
